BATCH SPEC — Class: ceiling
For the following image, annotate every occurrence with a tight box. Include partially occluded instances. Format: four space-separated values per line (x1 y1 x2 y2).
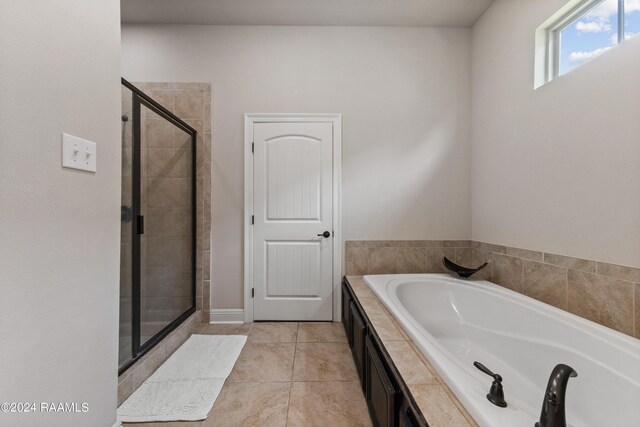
121 0 495 27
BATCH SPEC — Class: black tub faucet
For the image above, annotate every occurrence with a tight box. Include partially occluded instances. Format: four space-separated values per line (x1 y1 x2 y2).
535 364 577 427
473 361 507 407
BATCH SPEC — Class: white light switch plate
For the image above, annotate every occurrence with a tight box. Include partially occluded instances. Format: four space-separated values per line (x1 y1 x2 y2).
62 133 96 173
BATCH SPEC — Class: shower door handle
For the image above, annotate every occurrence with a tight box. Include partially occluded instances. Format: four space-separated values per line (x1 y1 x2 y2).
136 215 144 235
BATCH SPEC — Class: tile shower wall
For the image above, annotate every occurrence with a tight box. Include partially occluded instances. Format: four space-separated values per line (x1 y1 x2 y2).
135 82 212 324
345 240 640 340
118 83 212 405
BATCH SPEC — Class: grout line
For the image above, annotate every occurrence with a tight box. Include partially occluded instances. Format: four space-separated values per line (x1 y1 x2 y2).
284 323 300 427
565 269 569 310
284 380 293 427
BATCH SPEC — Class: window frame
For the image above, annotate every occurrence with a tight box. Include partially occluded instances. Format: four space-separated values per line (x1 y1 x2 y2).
544 0 627 82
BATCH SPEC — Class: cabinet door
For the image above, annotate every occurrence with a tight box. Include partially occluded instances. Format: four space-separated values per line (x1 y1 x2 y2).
351 301 366 389
366 335 398 427
342 282 353 346
398 407 418 427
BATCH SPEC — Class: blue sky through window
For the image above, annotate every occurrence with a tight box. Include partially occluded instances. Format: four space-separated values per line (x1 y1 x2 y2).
559 0 640 75
625 0 640 36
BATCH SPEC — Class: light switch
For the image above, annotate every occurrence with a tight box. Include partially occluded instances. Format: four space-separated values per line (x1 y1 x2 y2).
62 133 96 173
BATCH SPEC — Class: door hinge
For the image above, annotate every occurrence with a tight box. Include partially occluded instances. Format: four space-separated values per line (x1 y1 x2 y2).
251 288 254 298
251 142 254 153
251 215 254 225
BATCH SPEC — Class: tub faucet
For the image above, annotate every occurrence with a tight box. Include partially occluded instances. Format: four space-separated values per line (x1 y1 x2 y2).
535 364 577 427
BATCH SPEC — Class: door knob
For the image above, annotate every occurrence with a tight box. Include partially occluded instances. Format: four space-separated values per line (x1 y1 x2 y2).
317 231 331 238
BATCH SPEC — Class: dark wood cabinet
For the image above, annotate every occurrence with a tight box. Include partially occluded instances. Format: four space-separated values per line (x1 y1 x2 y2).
342 282 352 346
398 406 419 427
341 278 427 427
366 335 398 427
351 300 367 389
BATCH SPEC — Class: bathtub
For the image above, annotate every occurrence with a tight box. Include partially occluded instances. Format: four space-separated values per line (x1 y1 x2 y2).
363 274 640 427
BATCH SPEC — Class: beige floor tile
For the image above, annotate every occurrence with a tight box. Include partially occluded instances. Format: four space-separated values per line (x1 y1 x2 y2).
228 342 295 382
198 323 253 335
248 322 298 343
287 381 372 427
203 382 290 427
292 342 358 381
297 322 348 343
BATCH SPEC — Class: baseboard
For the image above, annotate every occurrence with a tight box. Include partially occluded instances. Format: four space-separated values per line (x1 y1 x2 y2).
209 309 244 324
112 420 122 427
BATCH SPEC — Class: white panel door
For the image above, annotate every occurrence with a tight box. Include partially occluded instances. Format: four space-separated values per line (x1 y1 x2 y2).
253 122 333 321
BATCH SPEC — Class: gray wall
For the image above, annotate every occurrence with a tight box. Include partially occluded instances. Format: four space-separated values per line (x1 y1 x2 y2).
121 25 472 309
0 1 121 426
471 0 640 267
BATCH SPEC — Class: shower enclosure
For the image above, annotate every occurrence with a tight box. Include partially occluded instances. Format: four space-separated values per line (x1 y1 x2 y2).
119 78 196 374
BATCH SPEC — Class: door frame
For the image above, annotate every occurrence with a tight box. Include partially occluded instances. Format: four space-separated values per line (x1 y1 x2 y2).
243 113 342 322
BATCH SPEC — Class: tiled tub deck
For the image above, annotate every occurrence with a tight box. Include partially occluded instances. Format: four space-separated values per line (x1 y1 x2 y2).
345 275 478 427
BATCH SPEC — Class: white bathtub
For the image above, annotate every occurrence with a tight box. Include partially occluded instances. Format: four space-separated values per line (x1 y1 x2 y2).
364 274 640 427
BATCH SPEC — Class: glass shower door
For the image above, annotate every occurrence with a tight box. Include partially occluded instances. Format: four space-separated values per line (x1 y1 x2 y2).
119 79 196 374
138 102 195 346
119 86 134 370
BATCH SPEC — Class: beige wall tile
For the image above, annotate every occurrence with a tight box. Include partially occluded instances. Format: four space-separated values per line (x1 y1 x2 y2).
470 249 492 281
396 247 427 273
567 271 634 335
132 345 166 389
522 261 567 309
544 253 596 273
491 253 523 292
596 262 640 283
174 89 204 120
443 240 472 247
454 247 473 266
635 284 640 339
345 246 368 275
426 247 456 273
475 241 507 254
117 374 134 406
144 118 174 148
367 247 399 274
411 240 445 247
506 246 543 262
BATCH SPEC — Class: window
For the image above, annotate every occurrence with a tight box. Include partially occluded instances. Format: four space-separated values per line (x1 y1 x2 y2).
536 0 639 86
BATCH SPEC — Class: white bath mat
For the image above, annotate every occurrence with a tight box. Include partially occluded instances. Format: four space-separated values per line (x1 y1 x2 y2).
117 334 246 422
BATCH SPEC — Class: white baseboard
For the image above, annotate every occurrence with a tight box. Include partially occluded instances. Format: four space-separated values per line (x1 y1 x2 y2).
209 309 244 324
113 420 123 427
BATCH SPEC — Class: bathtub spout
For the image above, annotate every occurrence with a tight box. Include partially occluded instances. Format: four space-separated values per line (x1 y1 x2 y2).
535 364 577 427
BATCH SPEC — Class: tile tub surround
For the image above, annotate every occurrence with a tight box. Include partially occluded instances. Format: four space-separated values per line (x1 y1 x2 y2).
134 82 213 323
346 276 478 427
123 321 372 427
345 240 640 339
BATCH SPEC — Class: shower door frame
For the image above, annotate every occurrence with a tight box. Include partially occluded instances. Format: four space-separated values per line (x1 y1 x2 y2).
119 78 197 376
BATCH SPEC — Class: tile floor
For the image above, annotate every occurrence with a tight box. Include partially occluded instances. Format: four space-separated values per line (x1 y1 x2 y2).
123 322 372 427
